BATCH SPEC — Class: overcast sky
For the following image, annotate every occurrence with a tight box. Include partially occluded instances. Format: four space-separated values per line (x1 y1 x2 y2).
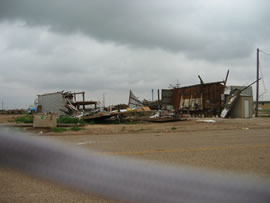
0 0 270 109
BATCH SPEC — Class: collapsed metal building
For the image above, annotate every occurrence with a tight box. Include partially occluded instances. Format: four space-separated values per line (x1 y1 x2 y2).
167 81 225 116
34 77 255 119
37 91 98 116
162 78 255 118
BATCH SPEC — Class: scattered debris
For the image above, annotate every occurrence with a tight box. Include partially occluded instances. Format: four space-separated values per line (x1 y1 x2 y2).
0 109 25 114
28 72 259 124
148 110 185 123
197 119 216 123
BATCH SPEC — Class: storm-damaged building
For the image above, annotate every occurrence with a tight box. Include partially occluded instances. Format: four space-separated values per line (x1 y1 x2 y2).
222 86 253 118
162 81 225 117
37 91 98 116
162 78 255 118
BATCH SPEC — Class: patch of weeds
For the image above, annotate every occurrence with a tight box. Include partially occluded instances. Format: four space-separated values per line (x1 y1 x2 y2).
57 116 84 124
51 127 67 133
121 126 126 131
70 126 81 131
139 128 145 131
122 121 138 125
101 120 120 124
15 114 33 123
261 109 270 113
171 127 177 130
87 120 96 125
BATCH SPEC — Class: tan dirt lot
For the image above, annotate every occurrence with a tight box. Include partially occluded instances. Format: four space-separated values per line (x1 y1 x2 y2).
0 114 270 202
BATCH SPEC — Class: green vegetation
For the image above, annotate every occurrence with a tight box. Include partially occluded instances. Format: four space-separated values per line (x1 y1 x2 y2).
70 126 81 131
86 120 96 125
51 127 67 133
57 116 84 124
139 128 145 131
261 109 270 113
15 114 33 123
171 127 177 130
126 121 138 125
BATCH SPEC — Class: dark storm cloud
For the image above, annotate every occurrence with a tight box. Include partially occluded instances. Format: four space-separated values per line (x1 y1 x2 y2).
1 0 270 108
1 0 269 61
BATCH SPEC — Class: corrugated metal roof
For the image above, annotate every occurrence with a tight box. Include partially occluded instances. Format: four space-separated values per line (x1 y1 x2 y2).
224 86 253 97
177 81 224 89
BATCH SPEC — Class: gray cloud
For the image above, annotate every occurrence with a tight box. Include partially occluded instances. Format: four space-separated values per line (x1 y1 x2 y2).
0 21 234 106
0 1 270 108
1 0 269 61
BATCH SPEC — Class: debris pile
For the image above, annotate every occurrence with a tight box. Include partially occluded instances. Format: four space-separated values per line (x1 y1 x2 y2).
27 72 259 123
36 91 98 117
61 91 98 116
0 109 25 114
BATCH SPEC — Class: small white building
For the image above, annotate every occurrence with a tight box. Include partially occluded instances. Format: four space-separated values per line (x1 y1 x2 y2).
224 86 253 118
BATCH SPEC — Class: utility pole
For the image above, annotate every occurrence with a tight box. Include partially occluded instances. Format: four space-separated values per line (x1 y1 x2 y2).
1 101 3 110
103 93 105 108
255 48 260 117
157 89 160 110
224 69 229 86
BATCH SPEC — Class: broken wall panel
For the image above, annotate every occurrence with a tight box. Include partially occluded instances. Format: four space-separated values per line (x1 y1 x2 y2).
128 90 143 109
222 86 253 118
38 92 68 116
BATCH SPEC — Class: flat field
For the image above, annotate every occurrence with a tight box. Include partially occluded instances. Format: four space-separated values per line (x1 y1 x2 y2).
1 114 270 202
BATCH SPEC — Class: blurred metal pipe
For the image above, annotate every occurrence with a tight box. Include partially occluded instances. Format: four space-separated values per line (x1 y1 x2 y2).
0 128 269 203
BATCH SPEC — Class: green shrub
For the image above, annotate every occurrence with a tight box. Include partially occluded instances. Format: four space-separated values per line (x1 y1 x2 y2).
171 127 177 130
123 121 138 125
15 114 33 123
57 116 84 124
261 109 270 113
70 126 81 131
8 119 16 123
51 127 67 133
87 120 96 124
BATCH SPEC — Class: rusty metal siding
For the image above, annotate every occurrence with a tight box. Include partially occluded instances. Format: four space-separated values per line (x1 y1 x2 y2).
172 82 224 115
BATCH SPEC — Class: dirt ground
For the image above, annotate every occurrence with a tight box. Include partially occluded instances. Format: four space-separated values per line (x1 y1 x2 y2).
0 114 270 202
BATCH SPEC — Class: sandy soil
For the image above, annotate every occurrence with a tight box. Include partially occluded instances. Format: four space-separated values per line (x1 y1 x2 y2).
0 114 270 202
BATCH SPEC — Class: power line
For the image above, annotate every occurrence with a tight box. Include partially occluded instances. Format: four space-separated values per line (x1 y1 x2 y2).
259 62 267 98
258 48 269 100
260 49 270 57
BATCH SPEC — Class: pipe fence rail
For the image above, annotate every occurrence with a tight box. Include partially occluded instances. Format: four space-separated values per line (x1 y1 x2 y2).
0 128 269 202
